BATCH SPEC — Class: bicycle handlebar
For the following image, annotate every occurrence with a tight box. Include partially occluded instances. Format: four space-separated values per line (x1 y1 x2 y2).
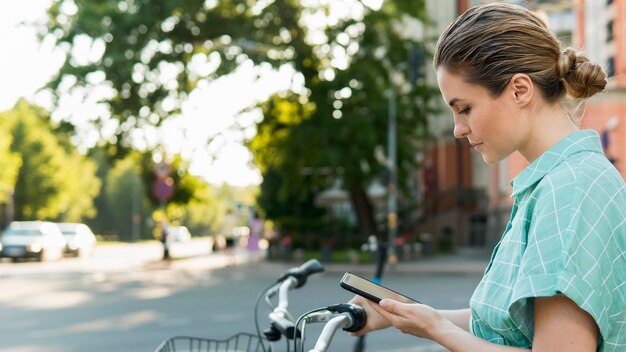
261 259 326 344
275 259 325 288
324 303 367 332
309 314 352 352
295 303 366 352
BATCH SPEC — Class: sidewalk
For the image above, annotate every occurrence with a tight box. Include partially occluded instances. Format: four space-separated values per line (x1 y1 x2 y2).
147 242 490 276
323 253 489 276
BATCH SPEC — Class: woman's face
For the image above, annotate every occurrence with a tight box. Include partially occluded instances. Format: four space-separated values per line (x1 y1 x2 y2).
436 68 524 164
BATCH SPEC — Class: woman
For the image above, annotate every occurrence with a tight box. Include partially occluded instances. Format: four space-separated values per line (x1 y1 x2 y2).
351 3 625 351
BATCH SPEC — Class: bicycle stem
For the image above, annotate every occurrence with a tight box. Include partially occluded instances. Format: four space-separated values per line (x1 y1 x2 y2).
276 276 297 311
265 276 300 341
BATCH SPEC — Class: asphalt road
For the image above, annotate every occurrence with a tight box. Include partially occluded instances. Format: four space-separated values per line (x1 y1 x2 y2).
0 242 481 352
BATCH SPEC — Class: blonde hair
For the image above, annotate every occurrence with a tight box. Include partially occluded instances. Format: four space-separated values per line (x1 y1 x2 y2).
434 3 607 101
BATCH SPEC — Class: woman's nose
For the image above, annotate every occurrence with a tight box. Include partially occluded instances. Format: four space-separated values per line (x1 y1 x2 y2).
453 122 470 138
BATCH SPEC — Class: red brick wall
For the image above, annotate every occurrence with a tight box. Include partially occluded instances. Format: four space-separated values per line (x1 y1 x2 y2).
574 0 585 50
435 140 473 192
580 104 626 177
615 0 626 86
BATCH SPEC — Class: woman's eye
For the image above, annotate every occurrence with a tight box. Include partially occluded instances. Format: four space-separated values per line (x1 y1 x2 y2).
459 107 471 115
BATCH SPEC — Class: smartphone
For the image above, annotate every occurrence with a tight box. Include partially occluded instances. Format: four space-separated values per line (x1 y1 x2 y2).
340 272 420 304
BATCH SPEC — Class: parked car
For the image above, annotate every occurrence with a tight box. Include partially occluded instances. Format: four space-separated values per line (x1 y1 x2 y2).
0 221 66 262
169 226 191 242
56 222 97 257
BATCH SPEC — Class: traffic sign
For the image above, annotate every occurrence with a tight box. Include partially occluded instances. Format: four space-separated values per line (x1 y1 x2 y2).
153 162 172 179
153 177 174 201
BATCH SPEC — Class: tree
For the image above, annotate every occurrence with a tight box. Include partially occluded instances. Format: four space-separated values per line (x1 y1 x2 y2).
40 0 437 237
176 184 222 237
256 166 325 234
249 1 437 236
0 100 100 221
104 155 145 240
0 127 22 204
40 0 308 159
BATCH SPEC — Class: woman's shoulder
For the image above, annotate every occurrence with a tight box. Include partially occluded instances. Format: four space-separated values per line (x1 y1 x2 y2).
542 150 624 193
529 150 625 220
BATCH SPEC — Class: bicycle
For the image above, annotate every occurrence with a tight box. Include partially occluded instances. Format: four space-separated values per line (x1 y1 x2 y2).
153 259 367 352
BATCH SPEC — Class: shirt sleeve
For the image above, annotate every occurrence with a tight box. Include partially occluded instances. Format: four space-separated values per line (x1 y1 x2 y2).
508 168 626 345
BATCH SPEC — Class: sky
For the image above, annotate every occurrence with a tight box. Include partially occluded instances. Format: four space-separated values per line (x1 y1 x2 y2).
0 0 296 187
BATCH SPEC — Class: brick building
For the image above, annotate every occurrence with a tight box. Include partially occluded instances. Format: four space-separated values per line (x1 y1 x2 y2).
416 0 626 250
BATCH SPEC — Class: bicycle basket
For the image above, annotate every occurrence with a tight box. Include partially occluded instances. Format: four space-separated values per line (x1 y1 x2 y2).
154 333 264 352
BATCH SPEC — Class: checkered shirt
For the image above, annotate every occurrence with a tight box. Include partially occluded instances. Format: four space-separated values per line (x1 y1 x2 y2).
469 130 626 351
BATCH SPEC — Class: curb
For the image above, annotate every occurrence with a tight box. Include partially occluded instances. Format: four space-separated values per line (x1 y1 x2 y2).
320 260 488 276
145 248 488 277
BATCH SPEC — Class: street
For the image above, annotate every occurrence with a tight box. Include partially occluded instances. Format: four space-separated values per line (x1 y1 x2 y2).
0 241 482 352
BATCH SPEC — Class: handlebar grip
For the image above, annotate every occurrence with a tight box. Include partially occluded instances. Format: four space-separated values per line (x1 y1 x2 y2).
298 258 325 276
271 314 301 339
327 303 367 332
276 259 325 288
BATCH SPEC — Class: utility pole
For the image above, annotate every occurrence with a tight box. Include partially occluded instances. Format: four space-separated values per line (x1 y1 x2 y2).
387 78 398 265
385 46 423 265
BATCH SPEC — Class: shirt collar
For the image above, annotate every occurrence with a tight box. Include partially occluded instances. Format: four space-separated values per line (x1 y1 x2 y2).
510 129 603 198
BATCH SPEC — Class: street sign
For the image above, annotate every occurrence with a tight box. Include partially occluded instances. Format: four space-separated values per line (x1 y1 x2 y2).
153 177 174 201
153 161 171 179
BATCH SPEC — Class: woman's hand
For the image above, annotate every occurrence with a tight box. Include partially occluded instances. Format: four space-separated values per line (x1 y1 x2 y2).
348 295 392 336
369 299 446 340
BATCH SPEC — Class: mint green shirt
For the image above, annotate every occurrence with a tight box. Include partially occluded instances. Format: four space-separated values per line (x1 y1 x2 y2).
469 130 626 351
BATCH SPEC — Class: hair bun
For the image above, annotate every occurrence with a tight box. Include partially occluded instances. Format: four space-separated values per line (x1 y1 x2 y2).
557 48 576 79
558 47 607 99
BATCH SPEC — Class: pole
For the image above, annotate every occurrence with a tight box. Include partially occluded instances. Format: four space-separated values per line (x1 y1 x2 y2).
131 175 140 242
387 79 398 265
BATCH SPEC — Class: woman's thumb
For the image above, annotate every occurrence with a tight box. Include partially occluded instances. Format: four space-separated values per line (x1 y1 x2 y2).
379 299 396 311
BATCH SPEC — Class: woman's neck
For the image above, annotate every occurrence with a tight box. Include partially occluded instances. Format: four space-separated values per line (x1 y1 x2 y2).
520 102 579 163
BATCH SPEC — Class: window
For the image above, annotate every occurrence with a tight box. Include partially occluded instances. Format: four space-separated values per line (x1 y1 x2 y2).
606 21 614 42
607 57 615 77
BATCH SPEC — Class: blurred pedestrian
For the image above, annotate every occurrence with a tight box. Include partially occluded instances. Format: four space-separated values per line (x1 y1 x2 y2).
220 209 237 265
280 233 292 261
219 209 237 252
349 3 625 351
247 211 262 252
159 221 171 261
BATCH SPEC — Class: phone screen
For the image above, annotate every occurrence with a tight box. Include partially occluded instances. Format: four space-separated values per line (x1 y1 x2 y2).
340 272 419 304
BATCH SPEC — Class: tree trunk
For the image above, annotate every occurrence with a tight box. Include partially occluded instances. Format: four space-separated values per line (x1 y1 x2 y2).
348 180 377 237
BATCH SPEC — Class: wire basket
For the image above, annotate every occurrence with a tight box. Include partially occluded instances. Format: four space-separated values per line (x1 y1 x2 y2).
154 333 264 352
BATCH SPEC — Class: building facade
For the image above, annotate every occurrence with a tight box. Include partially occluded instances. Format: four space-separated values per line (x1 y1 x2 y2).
416 0 626 251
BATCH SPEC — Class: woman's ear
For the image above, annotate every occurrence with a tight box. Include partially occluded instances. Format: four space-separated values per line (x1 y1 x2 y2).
509 73 533 107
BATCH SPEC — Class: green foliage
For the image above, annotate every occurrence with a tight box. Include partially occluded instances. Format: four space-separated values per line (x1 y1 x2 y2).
0 100 100 221
139 153 196 208
0 127 22 203
82 147 221 240
104 155 145 240
41 0 308 158
256 167 325 233
39 0 439 238
247 0 438 236
160 175 224 237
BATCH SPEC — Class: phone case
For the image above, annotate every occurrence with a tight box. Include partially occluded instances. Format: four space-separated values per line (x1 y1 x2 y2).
340 281 385 303
340 272 420 304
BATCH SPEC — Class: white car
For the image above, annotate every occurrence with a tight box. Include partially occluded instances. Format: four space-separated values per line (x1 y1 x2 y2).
56 222 97 257
0 221 66 262
169 226 191 242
